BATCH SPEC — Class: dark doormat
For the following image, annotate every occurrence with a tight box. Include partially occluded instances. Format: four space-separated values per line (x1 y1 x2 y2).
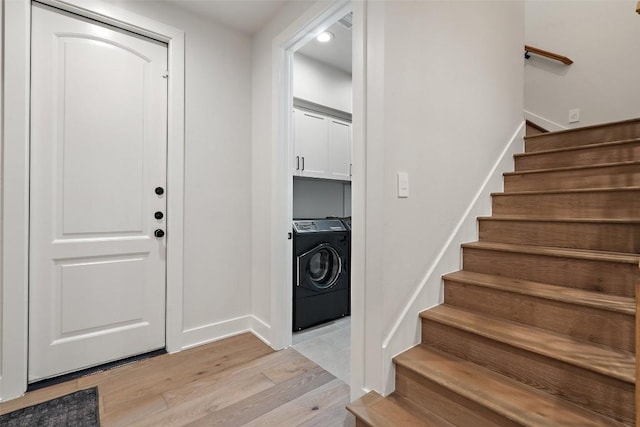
0 387 100 427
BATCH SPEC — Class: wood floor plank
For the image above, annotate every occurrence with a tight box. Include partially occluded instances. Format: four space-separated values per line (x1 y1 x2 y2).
242 378 350 427
297 398 356 427
101 333 273 409
0 333 352 427
133 372 275 427
161 348 314 408
0 379 80 414
186 365 335 427
102 393 168 427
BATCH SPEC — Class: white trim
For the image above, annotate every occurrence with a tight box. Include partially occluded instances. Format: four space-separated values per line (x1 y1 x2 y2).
271 0 368 398
1 0 31 402
380 121 526 395
182 315 272 351
349 0 367 401
524 110 567 132
1 0 185 401
182 316 253 350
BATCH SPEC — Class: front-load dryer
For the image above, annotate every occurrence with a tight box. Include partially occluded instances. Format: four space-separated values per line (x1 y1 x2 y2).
292 219 350 331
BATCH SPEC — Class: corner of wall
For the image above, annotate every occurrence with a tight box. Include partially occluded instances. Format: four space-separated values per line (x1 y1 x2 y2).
250 315 272 346
379 121 525 395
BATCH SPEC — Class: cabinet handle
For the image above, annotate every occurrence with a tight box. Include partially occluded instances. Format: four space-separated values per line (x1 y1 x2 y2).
350 163 352 177
301 157 305 171
296 156 300 171
304 113 323 120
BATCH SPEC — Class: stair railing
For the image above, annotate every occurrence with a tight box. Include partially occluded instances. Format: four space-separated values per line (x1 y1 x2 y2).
524 45 573 65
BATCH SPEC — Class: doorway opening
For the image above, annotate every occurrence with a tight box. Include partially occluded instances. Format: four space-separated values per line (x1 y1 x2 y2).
282 4 354 386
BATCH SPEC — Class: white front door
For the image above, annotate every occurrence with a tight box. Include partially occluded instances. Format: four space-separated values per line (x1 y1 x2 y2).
29 3 168 382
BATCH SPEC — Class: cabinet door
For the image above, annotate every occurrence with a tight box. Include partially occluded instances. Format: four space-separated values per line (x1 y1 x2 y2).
328 119 352 181
297 111 329 178
292 109 301 176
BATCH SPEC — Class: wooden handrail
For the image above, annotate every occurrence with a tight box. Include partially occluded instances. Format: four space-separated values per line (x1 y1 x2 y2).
524 45 573 65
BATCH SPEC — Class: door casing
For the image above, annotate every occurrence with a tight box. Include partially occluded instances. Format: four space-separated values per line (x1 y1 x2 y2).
1 0 185 400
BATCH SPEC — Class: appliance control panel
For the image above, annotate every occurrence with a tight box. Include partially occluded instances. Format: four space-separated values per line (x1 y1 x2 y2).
293 219 346 233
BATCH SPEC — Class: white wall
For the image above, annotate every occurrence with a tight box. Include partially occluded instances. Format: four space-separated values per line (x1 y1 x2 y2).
363 0 525 393
106 1 253 347
525 0 640 129
294 53 352 113
293 178 350 218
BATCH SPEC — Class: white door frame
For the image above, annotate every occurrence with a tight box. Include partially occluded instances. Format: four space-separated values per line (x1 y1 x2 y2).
1 0 185 401
271 0 367 398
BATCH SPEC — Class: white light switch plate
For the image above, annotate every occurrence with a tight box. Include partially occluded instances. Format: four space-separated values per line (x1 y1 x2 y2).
397 172 409 198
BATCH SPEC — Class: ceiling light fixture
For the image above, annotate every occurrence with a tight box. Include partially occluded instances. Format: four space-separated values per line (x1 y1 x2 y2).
316 31 334 43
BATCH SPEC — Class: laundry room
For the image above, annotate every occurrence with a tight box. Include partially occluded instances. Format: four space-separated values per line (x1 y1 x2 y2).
290 12 353 384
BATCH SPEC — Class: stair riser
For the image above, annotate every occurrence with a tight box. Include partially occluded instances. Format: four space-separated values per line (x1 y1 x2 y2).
492 191 640 220
515 141 640 171
504 164 640 192
421 320 634 424
478 219 640 253
525 121 640 152
443 281 634 352
394 365 520 427
462 247 636 296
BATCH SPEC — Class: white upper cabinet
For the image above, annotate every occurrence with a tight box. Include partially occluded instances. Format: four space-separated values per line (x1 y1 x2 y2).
328 119 351 180
293 107 351 181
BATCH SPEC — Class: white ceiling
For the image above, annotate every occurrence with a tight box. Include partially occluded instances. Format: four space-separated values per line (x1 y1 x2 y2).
164 0 288 35
296 19 352 74
163 0 352 73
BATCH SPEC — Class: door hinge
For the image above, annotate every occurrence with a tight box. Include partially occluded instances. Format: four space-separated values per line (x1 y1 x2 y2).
287 232 292 240
162 70 169 79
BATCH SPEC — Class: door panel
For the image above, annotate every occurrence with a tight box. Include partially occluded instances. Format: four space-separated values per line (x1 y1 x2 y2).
61 37 146 234
328 120 351 180
29 3 168 381
297 111 329 178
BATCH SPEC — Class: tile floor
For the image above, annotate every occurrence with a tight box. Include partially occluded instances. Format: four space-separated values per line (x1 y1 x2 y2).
292 316 351 384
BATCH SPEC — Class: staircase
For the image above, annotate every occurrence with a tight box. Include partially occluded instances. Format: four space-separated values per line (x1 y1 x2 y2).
348 118 640 426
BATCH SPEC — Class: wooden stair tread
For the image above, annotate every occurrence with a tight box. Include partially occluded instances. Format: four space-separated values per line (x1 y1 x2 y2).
478 216 640 224
346 391 452 427
420 305 635 383
518 137 640 156
524 117 640 140
504 159 640 176
443 270 634 315
394 345 627 427
462 241 640 264
492 185 640 196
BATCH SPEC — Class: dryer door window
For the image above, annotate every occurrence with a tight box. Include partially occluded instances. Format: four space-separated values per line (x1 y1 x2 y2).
298 244 343 290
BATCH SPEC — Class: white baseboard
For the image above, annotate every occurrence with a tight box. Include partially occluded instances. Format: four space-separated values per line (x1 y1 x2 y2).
181 315 273 351
181 316 252 350
524 110 567 132
379 121 526 395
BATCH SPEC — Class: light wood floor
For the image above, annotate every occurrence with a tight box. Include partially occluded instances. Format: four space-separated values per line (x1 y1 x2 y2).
0 333 355 426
